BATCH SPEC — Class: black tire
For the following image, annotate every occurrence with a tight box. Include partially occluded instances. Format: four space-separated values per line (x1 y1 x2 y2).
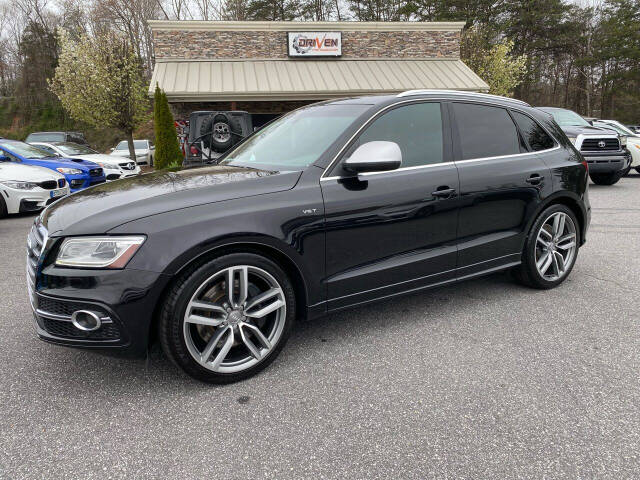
514 204 580 290
200 113 242 153
0 195 7 218
622 165 631 176
159 253 296 384
589 171 623 185
635 166 640 174
149 156 153 167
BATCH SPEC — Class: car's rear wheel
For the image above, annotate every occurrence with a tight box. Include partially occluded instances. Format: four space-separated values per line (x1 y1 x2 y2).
159 253 295 383
515 204 580 289
589 171 623 185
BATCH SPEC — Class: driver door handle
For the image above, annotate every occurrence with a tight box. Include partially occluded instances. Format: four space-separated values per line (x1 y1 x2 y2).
526 174 544 185
432 187 456 199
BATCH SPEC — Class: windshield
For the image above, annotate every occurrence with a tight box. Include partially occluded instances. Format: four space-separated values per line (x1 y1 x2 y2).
221 104 369 170
57 143 98 155
0 141 54 159
547 109 590 127
26 132 65 142
116 140 147 150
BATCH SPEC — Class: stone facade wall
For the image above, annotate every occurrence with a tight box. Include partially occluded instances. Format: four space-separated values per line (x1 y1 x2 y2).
153 30 460 60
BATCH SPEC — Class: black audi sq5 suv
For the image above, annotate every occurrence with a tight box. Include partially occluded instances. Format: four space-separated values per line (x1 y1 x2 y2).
27 90 591 383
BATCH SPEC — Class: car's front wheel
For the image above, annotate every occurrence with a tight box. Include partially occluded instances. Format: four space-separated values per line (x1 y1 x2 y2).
589 171 623 185
159 253 296 383
515 204 580 289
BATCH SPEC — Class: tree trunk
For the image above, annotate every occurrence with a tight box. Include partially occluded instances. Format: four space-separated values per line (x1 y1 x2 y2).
126 129 136 163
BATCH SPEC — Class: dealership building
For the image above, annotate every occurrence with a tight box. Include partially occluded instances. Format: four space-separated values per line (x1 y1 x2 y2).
148 20 489 120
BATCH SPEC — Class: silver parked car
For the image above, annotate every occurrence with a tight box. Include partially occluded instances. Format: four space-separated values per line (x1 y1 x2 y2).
110 140 155 166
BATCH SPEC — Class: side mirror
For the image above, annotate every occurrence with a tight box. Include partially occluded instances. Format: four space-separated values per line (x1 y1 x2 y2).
110 147 115 152
588 120 594 126
343 141 402 174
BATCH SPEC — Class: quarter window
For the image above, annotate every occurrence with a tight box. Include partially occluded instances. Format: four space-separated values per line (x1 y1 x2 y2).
350 102 444 168
511 111 555 151
452 103 521 160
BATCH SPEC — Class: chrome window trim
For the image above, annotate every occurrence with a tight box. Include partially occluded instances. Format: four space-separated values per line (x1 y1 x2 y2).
321 146 561 181
454 146 561 165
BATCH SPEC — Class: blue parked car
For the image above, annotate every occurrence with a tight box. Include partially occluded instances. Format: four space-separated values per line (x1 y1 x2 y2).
0 140 105 192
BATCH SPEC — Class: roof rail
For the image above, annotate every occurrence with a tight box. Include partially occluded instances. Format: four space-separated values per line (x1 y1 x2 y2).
397 89 530 106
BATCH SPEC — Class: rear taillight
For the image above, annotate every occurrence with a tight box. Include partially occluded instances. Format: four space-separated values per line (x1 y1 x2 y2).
190 146 198 155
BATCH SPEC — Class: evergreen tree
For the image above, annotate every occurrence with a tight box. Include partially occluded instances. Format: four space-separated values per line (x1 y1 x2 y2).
153 85 183 169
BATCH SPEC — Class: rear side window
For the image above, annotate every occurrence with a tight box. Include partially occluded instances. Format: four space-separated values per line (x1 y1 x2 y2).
452 103 521 160
353 102 444 168
511 111 555 151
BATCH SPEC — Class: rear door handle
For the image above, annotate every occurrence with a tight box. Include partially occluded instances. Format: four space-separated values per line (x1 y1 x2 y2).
526 174 544 185
432 187 456 199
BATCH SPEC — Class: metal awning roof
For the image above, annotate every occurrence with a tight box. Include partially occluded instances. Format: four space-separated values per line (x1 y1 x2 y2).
150 58 489 101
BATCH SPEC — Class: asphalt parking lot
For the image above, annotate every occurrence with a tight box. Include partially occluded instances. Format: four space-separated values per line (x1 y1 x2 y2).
1 175 639 479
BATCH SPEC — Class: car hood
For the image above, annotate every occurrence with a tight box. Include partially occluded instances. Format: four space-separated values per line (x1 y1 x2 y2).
29 156 100 171
42 165 302 236
561 125 618 137
0 162 63 182
64 153 126 167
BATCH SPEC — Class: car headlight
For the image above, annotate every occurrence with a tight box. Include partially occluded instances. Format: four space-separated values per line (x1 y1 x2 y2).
567 137 577 145
56 236 146 268
0 180 39 190
620 135 627 146
56 167 83 175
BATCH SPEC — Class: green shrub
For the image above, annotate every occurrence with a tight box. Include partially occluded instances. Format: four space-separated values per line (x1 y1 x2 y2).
153 85 183 169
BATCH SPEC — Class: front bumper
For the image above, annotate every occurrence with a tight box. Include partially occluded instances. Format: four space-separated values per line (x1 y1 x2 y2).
27 224 171 356
582 151 631 173
1 185 68 214
67 174 107 192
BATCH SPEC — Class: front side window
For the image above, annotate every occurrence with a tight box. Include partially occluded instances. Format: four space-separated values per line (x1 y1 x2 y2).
222 104 369 171
452 103 521 160
348 102 444 168
512 111 555 151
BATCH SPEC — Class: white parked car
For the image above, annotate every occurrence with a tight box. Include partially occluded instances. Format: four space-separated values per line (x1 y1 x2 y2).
593 120 640 172
0 159 69 217
29 142 141 181
110 140 155 166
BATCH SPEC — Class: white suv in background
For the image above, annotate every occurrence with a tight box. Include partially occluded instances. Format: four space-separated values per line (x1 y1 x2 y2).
110 140 155 166
0 160 69 217
29 142 141 181
593 119 640 173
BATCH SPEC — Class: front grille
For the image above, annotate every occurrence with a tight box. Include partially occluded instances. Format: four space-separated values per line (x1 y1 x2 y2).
58 178 66 188
119 162 136 170
106 173 121 180
71 179 85 188
38 180 57 190
39 317 120 340
89 168 103 177
581 138 620 151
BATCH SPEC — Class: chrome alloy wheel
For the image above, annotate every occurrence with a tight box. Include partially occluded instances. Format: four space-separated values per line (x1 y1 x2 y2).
212 122 231 143
535 211 577 281
183 266 286 373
